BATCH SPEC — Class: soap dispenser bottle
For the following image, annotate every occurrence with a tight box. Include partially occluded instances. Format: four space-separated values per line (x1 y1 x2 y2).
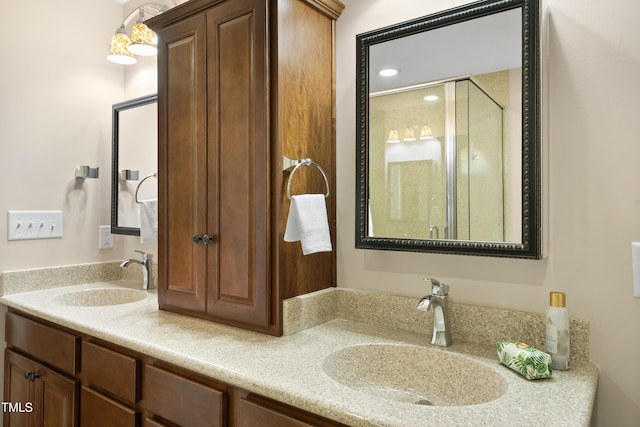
546 291 570 370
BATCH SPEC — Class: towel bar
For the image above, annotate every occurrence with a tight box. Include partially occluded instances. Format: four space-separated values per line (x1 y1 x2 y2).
283 157 330 200
135 173 157 204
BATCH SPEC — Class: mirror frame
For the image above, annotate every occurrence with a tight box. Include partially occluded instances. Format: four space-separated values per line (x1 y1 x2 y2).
110 93 158 236
355 0 541 259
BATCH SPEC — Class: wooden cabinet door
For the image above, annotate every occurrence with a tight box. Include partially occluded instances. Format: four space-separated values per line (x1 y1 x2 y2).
36 364 78 427
4 350 78 427
157 11 209 313
205 0 270 330
4 350 37 427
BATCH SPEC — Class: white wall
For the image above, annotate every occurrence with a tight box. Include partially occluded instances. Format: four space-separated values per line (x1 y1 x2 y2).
0 0 126 271
336 0 640 425
0 0 165 273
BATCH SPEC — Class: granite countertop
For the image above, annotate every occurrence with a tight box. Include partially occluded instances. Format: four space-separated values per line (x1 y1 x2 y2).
0 280 598 427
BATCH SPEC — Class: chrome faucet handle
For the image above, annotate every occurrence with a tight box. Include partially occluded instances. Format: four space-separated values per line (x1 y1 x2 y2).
134 250 152 261
424 277 449 296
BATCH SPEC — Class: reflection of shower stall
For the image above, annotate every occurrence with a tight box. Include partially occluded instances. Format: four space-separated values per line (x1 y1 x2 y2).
374 75 506 241
451 76 505 241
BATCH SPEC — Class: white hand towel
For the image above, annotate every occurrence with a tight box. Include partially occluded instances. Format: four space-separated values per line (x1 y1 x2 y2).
284 194 332 255
139 199 158 243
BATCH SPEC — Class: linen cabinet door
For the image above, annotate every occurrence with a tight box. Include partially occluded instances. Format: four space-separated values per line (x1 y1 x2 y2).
157 11 209 313
204 0 271 331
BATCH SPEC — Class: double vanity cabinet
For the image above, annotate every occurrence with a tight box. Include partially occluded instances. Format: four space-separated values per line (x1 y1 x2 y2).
3 309 345 427
149 0 343 336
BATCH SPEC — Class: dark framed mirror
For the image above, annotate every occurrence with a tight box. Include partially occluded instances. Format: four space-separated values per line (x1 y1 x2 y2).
111 94 158 236
356 0 541 258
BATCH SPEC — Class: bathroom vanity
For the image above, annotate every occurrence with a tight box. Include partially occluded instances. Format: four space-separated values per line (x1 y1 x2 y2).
1 280 598 427
4 307 342 426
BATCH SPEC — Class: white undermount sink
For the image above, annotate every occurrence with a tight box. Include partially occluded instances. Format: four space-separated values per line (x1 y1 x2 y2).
53 288 147 307
322 343 507 406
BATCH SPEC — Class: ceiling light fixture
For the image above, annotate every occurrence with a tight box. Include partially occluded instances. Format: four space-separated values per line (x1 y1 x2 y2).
108 2 175 65
423 95 439 102
379 68 399 77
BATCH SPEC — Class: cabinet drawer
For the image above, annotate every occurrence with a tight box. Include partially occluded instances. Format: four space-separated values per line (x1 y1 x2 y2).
81 387 140 427
237 398 311 427
82 341 141 404
144 365 225 427
235 390 348 427
5 311 79 375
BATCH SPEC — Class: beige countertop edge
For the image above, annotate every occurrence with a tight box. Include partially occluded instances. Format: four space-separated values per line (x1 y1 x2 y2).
0 281 598 427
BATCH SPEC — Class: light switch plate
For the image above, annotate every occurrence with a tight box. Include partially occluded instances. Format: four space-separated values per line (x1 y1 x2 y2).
7 211 63 240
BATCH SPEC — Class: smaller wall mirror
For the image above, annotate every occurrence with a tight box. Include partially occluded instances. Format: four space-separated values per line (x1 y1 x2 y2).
356 0 541 258
111 94 158 236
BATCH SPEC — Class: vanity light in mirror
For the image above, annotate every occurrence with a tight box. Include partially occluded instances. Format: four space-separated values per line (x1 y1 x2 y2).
420 126 433 139
403 128 416 142
387 130 400 143
356 0 541 258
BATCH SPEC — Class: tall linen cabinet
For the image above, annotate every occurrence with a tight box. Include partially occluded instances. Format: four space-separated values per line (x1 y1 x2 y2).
148 0 343 335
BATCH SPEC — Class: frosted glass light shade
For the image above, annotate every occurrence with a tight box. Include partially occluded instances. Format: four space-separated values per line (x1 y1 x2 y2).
107 32 137 65
129 22 158 56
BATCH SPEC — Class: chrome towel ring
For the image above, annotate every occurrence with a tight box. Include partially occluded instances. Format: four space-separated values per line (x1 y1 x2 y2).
283 157 330 200
135 173 157 204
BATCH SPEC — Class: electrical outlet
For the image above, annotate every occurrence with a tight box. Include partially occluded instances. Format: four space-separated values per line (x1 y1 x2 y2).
99 225 113 249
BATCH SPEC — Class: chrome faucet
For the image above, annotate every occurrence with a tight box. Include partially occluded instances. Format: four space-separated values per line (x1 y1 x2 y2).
120 250 153 289
417 277 452 347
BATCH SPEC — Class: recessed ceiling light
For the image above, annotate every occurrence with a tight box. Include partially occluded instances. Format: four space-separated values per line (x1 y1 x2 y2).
379 68 399 77
423 95 439 102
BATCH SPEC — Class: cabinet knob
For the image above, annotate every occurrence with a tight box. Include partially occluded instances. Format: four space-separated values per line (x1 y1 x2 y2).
23 371 41 382
193 234 215 245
